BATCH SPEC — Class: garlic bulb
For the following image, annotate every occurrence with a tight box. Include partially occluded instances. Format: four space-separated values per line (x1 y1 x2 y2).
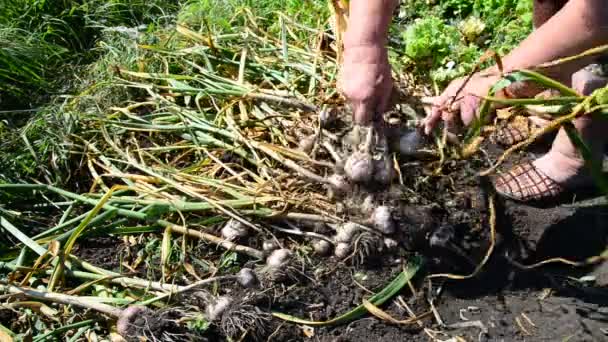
117 306 153 337
262 239 279 252
312 240 332 256
266 248 292 268
236 268 259 289
372 206 395 234
334 242 351 259
334 222 359 243
384 238 399 250
344 151 374 183
221 219 249 241
206 296 233 321
361 195 375 214
328 173 350 194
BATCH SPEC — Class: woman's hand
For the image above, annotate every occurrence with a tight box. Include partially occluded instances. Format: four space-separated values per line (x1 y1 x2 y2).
338 0 398 125
338 45 393 125
422 71 501 135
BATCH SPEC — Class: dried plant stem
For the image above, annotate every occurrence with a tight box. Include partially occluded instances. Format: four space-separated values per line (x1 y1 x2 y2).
0 283 121 318
167 223 264 259
362 299 432 325
274 223 334 243
138 275 237 306
0 262 182 293
480 93 595 176
535 44 608 70
255 143 330 184
507 250 608 270
323 141 343 163
245 92 317 112
0 184 264 259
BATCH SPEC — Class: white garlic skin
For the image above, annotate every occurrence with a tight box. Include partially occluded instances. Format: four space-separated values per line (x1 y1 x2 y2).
361 195 375 214
312 240 332 256
399 130 422 155
236 268 259 289
328 173 350 194
299 134 317 154
334 242 351 259
262 239 279 252
206 296 233 321
117 306 152 336
221 219 248 240
372 206 396 234
344 151 374 183
334 222 359 243
266 248 292 268
384 238 399 250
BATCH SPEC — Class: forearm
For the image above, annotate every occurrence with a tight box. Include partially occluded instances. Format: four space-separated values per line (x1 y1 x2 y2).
501 0 608 79
343 0 397 51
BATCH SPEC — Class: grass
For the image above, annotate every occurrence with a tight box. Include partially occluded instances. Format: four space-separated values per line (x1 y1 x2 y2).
0 3 344 338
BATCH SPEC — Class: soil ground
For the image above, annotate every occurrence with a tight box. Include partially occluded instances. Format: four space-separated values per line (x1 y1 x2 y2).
70 126 608 342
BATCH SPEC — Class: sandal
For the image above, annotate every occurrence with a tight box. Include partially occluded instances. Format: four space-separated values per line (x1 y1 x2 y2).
493 161 598 207
492 121 533 147
492 111 554 147
491 89 562 147
494 162 565 204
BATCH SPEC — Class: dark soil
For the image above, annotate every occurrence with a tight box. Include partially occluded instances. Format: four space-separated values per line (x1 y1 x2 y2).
67 118 608 341
262 127 608 342
72 235 125 271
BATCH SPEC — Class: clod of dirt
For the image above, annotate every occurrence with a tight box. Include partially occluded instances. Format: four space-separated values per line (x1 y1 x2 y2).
373 155 394 185
429 224 455 248
395 204 444 251
398 129 422 155
221 219 248 241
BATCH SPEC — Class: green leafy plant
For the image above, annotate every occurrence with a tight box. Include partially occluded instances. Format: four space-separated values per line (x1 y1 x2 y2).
396 0 533 86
